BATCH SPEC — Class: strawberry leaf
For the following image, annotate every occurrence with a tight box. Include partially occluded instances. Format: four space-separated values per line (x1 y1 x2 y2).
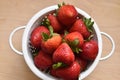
52 62 66 69
88 34 94 41
67 38 79 47
83 18 94 32
66 38 82 54
41 17 54 39
71 39 79 47
58 2 65 8
85 34 94 41
42 32 50 41
41 17 50 27
72 47 82 54
64 30 69 36
71 46 82 54
58 4 61 8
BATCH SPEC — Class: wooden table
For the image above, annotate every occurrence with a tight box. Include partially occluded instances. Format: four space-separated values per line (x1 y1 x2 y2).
0 0 120 80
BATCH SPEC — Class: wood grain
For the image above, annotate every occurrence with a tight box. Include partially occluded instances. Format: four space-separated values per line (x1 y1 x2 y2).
0 0 120 80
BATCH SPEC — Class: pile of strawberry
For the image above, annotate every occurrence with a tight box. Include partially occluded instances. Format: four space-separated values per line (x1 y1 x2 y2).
30 3 98 80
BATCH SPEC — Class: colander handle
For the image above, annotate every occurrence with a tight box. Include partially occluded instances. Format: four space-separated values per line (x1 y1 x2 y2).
100 32 115 61
9 26 26 55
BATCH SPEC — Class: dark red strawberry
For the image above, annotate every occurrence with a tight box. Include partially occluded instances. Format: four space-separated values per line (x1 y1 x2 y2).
69 19 93 39
81 40 98 61
34 50 53 71
41 33 62 55
76 56 87 71
50 61 81 80
57 4 78 27
64 31 84 48
47 14 63 32
30 26 49 48
53 43 75 66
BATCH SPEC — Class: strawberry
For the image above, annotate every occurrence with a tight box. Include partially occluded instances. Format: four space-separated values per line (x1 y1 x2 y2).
34 50 53 71
64 31 84 53
47 14 63 32
76 56 87 71
53 43 75 66
64 31 84 48
30 26 49 48
69 18 94 39
41 26 62 55
57 4 78 28
50 61 81 80
81 40 98 61
41 33 62 55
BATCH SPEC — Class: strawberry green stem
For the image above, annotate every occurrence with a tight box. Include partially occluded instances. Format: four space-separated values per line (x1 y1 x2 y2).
48 26 54 38
52 62 66 69
41 17 54 41
41 26 54 41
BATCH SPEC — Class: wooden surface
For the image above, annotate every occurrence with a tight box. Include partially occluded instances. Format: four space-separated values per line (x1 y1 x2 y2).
0 0 120 80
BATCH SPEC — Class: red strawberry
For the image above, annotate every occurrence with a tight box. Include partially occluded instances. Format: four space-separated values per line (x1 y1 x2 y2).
64 31 84 48
76 56 87 71
81 40 98 61
41 33 62 55
69 19 91 39
47 14 63 32
53 43 75 65
57 4 78 27
34 50 53 70
50 61 81 80
30 26 49 48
